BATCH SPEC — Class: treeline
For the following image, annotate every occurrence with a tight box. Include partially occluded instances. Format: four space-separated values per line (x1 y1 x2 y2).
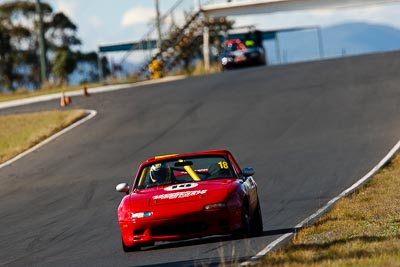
0 0 109 92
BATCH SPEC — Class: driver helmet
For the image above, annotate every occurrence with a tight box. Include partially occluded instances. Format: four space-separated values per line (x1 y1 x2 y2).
150 163 172 183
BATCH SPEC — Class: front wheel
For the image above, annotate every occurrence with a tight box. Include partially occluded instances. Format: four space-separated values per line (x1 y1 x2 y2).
251 199 263 236
239 204 251 238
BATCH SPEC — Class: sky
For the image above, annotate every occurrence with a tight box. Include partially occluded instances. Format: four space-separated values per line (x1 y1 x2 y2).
16 0 397 53
2 0 400 59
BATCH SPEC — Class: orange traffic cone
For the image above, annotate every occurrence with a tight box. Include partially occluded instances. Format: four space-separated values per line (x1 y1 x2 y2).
83 86 89 97
60 92 67 107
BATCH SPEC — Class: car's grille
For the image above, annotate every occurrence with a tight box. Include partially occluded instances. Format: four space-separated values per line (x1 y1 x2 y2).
151 222 208 236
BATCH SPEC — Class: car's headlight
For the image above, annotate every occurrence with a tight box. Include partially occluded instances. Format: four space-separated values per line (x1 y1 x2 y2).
204 203 226 210
131 212 153 219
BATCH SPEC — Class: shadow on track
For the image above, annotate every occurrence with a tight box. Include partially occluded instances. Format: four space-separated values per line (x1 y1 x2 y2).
263 227 301 236
132 257 249 267
128 227 301 267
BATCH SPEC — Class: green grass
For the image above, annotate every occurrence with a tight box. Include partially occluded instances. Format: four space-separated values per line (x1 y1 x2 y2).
0 110 86 163
259 153 400 267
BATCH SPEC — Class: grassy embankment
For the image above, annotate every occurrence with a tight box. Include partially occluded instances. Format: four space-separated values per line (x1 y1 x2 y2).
175 62 222 76
0 82 105 103
260 153 400 266
0 110 86 164
0 61 222 103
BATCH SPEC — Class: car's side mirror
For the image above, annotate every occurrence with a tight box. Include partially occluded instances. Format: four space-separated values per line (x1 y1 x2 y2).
242 167 255 178
116 183 129 194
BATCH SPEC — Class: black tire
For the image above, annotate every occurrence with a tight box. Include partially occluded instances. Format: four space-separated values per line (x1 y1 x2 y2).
251 199 263 236
240 204 251 237
122 240 140 252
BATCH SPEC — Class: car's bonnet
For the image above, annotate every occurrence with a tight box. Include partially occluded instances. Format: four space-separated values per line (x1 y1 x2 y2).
129 179 237 207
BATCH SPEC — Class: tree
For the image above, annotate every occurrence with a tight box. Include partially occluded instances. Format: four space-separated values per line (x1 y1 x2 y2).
206 17 235 55
51 48 76 86
0 0 53 90
73 51 101 83
0 1 83 91
46 11 81 86
45 12 81 50
0 28 12 90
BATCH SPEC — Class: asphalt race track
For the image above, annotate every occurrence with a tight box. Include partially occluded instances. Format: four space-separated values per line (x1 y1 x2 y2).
1 51 400 266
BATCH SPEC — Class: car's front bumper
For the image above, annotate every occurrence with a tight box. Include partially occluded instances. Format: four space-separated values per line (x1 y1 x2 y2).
119 207 241 247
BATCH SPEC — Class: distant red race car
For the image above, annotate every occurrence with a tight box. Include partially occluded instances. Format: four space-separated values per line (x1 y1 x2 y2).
116 150 263 252
219 39 266 70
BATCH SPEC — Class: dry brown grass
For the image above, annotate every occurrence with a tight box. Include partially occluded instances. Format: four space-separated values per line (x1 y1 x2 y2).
259 154 400 267
174 62 222 76
0 79 132 103
0 110 86 163
0 84 90 103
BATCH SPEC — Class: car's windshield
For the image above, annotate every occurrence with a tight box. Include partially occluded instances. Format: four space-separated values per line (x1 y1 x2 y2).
135 156 237 189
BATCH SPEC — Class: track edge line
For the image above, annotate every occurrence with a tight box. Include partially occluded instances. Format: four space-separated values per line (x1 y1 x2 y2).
241 138 400 266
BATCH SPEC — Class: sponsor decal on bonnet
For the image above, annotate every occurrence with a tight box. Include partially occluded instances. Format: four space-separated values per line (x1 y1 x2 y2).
153 189 207 200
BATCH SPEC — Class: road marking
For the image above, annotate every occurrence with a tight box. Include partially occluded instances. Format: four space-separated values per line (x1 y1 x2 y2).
242 138 400 265
0 76 185 168
0 109 97 170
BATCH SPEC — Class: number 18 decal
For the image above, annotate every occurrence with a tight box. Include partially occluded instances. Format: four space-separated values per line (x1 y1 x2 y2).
218 161 229 169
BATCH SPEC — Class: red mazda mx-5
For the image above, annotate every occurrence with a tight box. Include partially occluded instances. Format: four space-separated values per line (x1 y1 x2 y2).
115 150 263 252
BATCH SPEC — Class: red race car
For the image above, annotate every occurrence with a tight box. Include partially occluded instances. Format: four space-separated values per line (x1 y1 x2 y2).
115 150 263 252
